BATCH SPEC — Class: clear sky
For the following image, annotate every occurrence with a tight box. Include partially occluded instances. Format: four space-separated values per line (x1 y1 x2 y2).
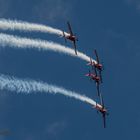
0 0 140 139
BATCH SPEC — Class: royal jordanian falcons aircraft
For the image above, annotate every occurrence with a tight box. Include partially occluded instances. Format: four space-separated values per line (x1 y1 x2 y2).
63 21 78 55
88 98 108 128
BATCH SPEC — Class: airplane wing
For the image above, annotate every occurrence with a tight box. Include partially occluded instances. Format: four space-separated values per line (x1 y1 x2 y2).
67 21 74 36
73 40 77 55
102 113 106 128
96 82 100 96
94 65 98 76
99 70 103 83
94 49 100 64
100 94 104 108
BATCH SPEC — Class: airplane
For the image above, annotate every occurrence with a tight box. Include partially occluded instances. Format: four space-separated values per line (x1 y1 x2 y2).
87 98 108 128
87 50 103 83
85 67 101 96
96 104 108 128
63 21 78 55
95 96 109 128
85 70 100 82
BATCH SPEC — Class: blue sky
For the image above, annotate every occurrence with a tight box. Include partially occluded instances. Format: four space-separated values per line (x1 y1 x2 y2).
0 0 140 139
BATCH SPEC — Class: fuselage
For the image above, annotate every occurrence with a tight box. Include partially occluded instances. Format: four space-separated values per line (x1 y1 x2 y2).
87 62 103 71
95 63 103 70
66 35 77 41
96 104 107 114
86 73 100 82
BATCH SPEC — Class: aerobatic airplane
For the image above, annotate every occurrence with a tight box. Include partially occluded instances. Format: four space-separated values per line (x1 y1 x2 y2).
87 50 103 83
85 66 101 96
87 97 108 128
95 103 108 128
85 70 100 82
63 21 78 55
95 96 109 128
96 104 108 128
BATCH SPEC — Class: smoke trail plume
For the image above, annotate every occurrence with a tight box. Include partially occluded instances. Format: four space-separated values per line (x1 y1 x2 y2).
0 74 98 107
0 33 96 63
0 19 69 37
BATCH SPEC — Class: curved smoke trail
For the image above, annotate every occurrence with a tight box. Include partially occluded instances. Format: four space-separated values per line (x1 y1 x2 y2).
0 33 97 63
0 18 69 36
0 74 100 107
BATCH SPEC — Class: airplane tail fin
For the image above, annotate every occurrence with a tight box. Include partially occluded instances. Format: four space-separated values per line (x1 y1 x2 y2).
63 31 67 43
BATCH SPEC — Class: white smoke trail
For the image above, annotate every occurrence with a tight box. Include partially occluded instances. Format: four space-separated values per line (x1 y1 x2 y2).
0 33 97 63
0 19 69 37
0 74 100 107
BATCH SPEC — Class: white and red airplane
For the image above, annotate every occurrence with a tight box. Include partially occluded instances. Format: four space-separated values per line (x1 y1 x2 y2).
85 70 100 82
85 66 101 96
63 21 78 55
87 97 108 128
94 97 109 128
95 104 109 128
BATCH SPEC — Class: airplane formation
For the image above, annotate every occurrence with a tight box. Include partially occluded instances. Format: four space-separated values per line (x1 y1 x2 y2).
86 50 109 128
0 20 108 132
63 22 109 128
